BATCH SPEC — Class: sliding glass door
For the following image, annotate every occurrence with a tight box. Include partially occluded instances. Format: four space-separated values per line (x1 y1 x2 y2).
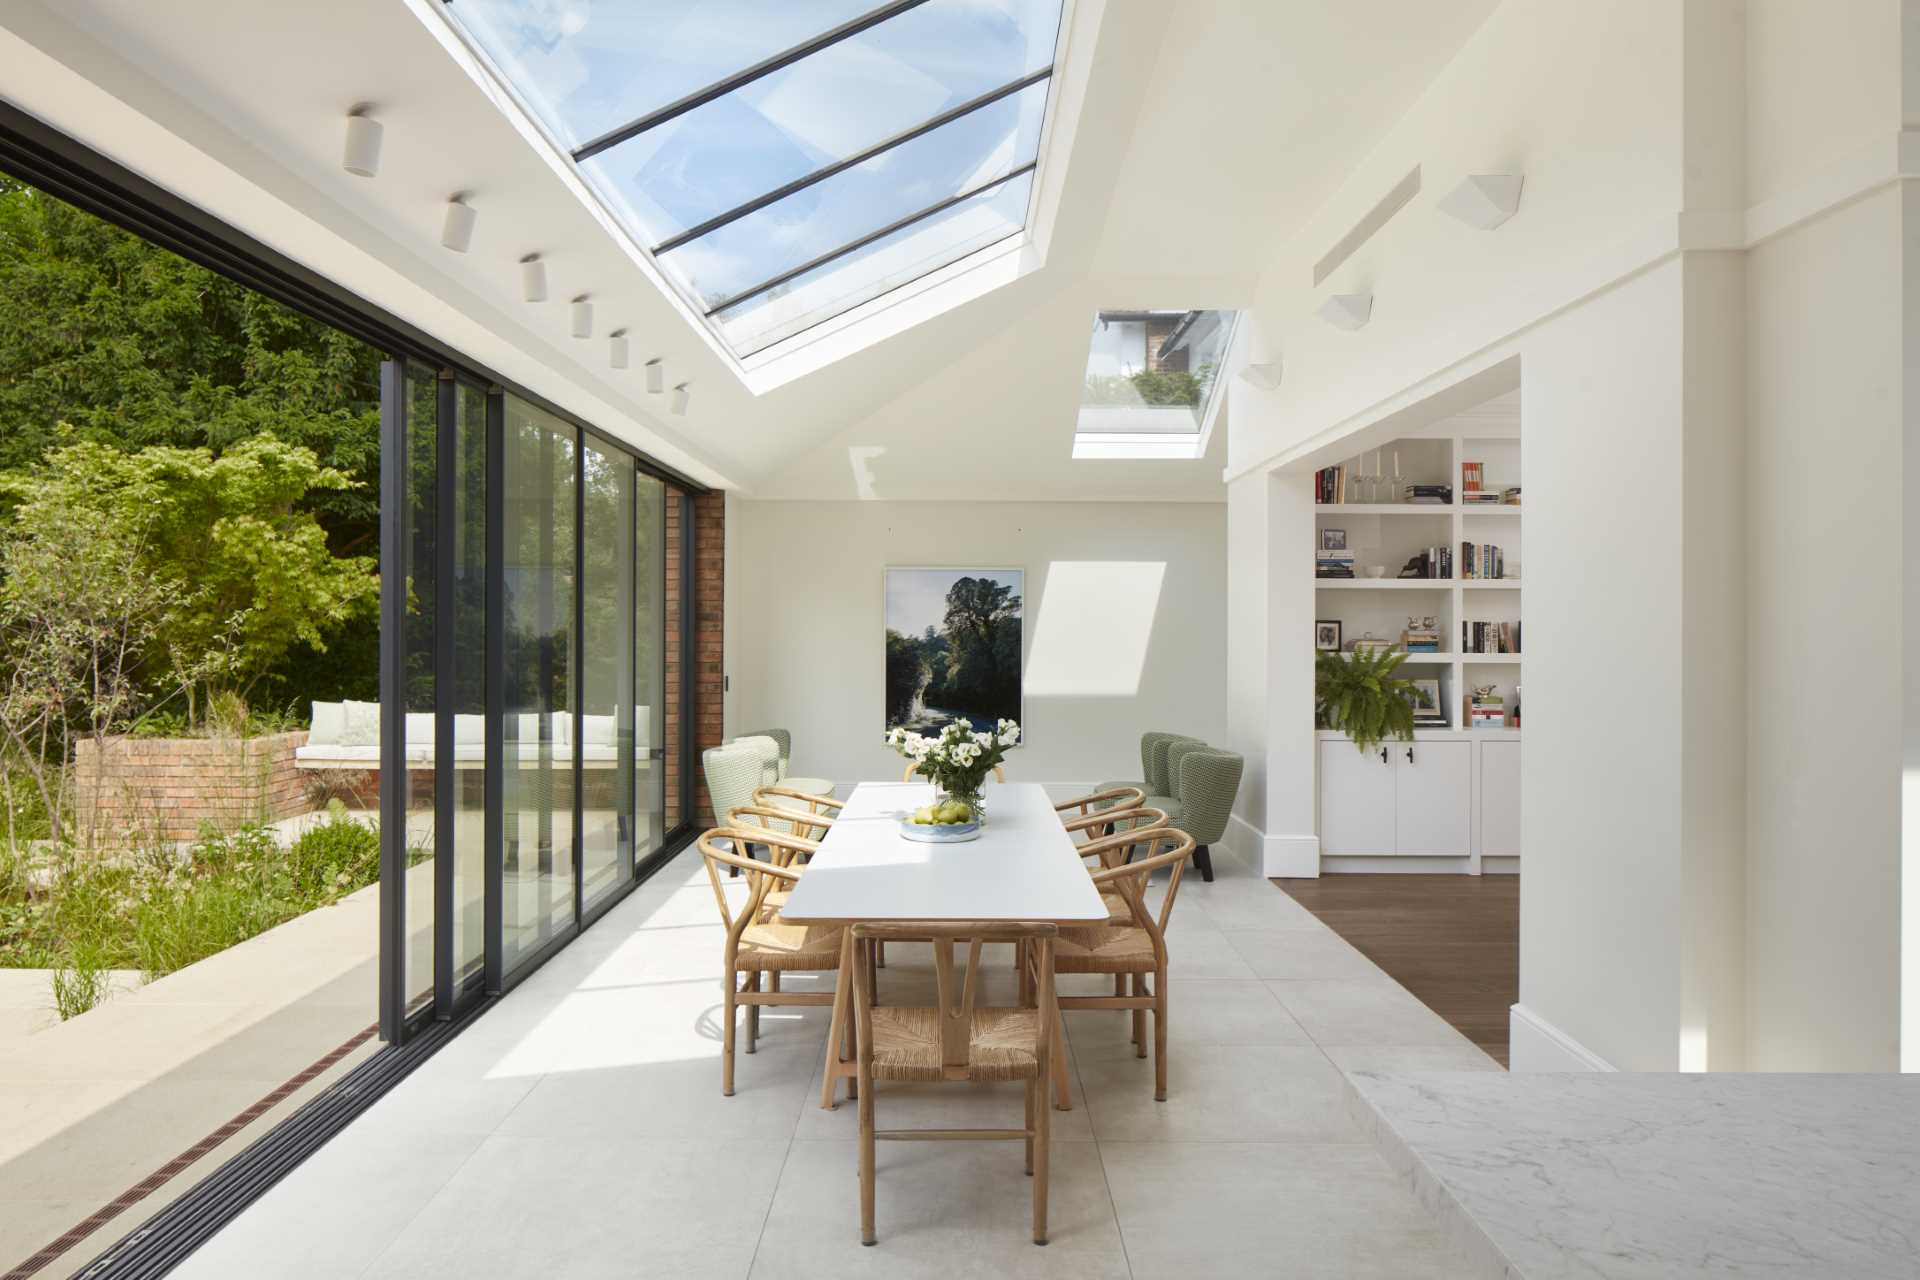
379 366 700 1036
501 396 577 969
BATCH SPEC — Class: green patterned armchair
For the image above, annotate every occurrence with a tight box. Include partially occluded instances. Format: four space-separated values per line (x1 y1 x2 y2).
1172 748 1244 883
730 728 834 802
1096 730 1189 809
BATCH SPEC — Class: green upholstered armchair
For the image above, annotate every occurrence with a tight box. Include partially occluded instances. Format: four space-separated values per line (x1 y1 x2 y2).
729 728 834 801
702 742 766 827
1173 748 1244 883
1096 730 1188 809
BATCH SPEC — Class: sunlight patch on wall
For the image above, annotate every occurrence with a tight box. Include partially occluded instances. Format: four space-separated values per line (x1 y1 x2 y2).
848 445 884 500
1025 561 1165 697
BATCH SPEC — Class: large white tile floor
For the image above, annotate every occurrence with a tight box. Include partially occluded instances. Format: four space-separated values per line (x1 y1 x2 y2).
174 838 1498 1279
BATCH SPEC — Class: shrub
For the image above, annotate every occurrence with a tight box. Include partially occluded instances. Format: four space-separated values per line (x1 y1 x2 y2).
285 816 379 903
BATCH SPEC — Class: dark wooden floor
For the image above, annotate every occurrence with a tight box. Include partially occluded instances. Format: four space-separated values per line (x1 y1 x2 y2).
1274 873 1519 1066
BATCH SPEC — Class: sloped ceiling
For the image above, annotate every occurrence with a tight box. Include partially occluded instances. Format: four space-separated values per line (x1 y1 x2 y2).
4 0 1497 500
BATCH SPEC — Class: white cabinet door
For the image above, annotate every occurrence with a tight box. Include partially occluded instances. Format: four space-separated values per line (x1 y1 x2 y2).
1393 741 1472 856
1479 740 1521 857
1319 741 1396 855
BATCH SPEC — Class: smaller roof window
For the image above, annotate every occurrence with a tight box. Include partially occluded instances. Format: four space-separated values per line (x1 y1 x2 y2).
1073 309 1239 459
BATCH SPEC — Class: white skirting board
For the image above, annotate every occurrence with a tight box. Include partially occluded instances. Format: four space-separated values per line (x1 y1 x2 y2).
1263 833 1320 878
1509 1003 1616 1072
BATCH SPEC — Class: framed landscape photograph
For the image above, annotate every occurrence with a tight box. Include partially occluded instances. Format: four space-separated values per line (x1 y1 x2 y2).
1314 619 1343 651
884 567 1024 737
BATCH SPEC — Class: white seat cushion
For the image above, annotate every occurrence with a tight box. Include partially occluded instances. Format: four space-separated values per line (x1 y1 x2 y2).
309 700 345 746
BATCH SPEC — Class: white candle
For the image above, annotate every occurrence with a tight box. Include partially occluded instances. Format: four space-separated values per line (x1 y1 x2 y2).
1393 450 1401 478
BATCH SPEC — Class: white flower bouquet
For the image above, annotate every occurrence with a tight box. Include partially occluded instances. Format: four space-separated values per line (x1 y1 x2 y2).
886 718 1020 822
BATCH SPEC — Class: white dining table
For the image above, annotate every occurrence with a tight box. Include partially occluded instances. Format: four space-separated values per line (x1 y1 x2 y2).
777 780 1107 1109
777 781 1109 926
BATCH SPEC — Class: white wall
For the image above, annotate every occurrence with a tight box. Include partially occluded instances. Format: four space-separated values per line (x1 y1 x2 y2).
1223 0 1917 1072
727 500 1228 791
1746 185 1905 1071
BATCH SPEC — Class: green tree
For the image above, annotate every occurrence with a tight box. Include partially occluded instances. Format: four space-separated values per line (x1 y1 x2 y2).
0 436 378 717
0 172 381 554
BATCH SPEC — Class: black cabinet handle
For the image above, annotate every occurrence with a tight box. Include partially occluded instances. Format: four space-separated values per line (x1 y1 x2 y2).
1378 748 1388 764
1405 747 1415 764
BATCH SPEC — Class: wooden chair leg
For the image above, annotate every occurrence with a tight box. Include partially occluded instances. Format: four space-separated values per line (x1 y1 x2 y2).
722 972 737 1096
1033 1063 1051 1245
821 936 853 1109
858 1048 877 1245
1153 968 1169 1101
1050 1009 1072 1110
1132 974 1146 1059
745 971 761 1054
1024 1077 1036 1175
875 939 885 968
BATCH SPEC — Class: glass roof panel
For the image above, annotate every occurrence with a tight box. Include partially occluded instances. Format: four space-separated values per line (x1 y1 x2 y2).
643 76 1046 312
714 169 1034 355
575 0 1060 247
1076 310 1240 436
445 0 881 151
442 0 1067 360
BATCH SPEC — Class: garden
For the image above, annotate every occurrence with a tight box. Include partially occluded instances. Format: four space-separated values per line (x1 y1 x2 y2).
0 170 386 1022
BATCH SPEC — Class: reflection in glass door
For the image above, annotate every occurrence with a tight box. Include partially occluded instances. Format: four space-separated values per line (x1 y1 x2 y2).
580 439 634 910
635 473 667 857
501 396 576 969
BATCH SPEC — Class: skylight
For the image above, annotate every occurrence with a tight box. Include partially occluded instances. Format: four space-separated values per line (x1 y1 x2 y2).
1072 309 1240 459
442 0 1066 360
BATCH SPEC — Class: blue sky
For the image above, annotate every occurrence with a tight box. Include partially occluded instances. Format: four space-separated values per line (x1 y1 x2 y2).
885 568 1023 639
450 0 1061 320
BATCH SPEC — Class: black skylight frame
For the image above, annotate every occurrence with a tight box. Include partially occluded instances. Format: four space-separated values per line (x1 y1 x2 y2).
449 0 1063 357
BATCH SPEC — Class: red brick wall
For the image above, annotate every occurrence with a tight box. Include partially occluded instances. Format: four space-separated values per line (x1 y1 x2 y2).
72 731 312 844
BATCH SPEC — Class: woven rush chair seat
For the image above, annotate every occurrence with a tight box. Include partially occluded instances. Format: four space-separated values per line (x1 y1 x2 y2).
1053 926 1156 972
738 920 844 970
866 1006 1043 1083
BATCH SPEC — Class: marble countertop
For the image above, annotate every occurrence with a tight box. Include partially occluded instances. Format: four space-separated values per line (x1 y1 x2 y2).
1346 1071 1920 1279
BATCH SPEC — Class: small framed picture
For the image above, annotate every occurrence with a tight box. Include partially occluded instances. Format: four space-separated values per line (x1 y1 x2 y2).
1405 678 1444 716
1314 619 1343 651
1318 528 1348 551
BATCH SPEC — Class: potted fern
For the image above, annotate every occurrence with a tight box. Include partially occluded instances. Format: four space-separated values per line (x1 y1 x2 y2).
1315 648 1417 753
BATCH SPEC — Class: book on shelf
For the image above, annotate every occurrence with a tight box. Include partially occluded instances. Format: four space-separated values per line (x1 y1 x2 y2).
1315 549 1356 579
1461 620 1522 654
1460 541 1506 580
1404 483 1453 504
1461 461 1484 494
1314 465 1351 504
1463 490 1504 505
1397 546 1453 579
1502 486 1521 505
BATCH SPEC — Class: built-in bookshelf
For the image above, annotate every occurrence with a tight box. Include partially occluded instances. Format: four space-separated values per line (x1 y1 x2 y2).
1312 422 1522 732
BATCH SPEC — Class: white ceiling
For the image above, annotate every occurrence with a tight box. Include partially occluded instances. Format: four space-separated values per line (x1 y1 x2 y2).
2 0 1498 500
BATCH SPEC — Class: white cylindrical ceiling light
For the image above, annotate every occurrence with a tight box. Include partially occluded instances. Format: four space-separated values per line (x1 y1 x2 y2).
440 197 476 253
342 110 383 177
520 254 547 302
645 359 664 394
571 296 593 339
670 383 690 416
609 330 629 369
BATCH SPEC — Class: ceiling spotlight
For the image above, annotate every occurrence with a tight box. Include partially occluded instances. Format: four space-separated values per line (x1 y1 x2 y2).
1437 173 1523 230
670 383 690 416
645 359 664 394
1316 293 1373 331
609 330 629 369
440 196 476 253
571 296 594 339
1237 361 1282 391
520 254 547 302
342 108 383 178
